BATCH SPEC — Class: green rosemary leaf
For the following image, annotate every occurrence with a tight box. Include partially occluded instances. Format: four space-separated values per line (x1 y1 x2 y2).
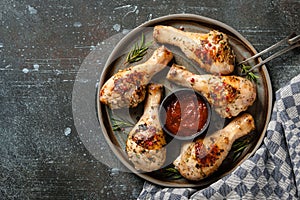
111 117 134 131
134 57 143 62
165 167 178 173
240 64 259 83
233 151 242 162
241 64 251 71
247 71 259 82
159 166 182 180
140 31 145 45
125 33 152 64
232 133 255 162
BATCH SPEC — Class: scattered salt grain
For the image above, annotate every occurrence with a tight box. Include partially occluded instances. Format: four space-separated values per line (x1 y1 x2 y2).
28 5 37 15
55 69 62 75
122 29 130 35
33 63 39 71
109 168 120 176
22 68 29 73
113 24 121 32
90 45 96 50
73 21 82 28
64 127 71 136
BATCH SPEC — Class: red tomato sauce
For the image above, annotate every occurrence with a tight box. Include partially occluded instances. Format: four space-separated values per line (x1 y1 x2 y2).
165 95 208 137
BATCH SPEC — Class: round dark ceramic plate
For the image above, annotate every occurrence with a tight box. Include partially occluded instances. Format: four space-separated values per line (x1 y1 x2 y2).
97 14 272 187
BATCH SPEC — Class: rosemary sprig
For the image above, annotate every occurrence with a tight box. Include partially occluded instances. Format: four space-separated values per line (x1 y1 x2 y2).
232 134 254 162
111 117 134 131
125 33 152 64
159 165 182 180
240 64 259 82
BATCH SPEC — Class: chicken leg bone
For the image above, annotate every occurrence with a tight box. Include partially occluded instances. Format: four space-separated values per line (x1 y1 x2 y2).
166 64 256 118
173 113 255 181
126 83 167 172
153 25 235 75
100 46 173 109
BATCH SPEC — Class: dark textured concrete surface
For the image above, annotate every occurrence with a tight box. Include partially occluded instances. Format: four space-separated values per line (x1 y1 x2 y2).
1 0 300 199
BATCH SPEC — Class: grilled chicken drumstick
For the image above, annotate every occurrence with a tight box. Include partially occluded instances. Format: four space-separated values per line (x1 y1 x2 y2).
167 64 256 118
100 46 173 109
126 83 166 172
153 25 235 75
174 113 255 181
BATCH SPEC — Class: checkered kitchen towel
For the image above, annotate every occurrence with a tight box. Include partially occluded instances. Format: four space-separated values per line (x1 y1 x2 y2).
138 74 300 200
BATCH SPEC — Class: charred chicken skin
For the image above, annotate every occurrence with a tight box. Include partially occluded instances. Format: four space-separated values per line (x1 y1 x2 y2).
126 83 167 172
174 113 255 181
100 46 173 109
166 64 256 118
153 25 235 75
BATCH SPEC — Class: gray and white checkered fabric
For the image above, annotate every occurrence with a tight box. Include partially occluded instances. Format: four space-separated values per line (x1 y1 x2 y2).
138 74 300 200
